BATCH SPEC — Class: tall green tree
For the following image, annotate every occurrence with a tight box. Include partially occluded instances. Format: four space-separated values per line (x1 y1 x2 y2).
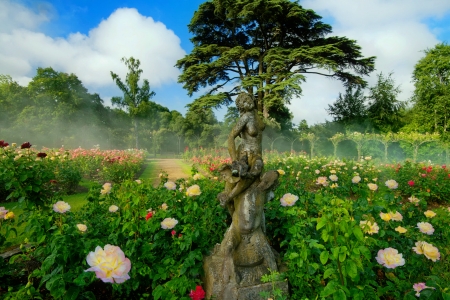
326 86 367 126
410 43 450 134
111 57 155 149
176 0 375 122
366 72 405 132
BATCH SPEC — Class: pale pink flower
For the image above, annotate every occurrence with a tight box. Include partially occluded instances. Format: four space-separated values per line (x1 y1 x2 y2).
280 193 298 207
316 176 328 186
193 173 201 180
367 183 378 191
417 222 434 235
351 175 361 184
0 207 8 219
53 201 71 213
135 179 142 184
77 224 87 232
85 245 131 283
390 211 403 221
413 282 435 297
109 205 119 213
412 241 441 262
164 181 177 190
375 248 405 269
186 184 201 196
385 179 398 189
408 195 420 205
315 170 320 174
161 218 178 229
161 203 168 210
329 174 338 182
101 183 112 195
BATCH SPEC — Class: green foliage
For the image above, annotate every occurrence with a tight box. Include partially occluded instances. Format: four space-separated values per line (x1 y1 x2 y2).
327 85 369 127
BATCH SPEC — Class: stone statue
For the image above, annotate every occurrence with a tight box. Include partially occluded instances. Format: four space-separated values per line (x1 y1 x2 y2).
203 93 287 299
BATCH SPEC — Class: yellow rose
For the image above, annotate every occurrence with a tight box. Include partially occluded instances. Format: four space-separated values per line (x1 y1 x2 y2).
424 210 436 218
277 169 285 175
395 226 407 233
4 211 14 220
380 212 391 222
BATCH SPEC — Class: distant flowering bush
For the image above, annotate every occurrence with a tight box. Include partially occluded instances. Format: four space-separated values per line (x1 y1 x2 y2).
164 181 177 190
85 245 131 283
280 193 298 207
376 248 405 269
53 201 71 213
161 218 178 229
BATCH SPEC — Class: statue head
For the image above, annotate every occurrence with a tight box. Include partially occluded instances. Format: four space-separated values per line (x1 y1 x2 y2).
235 93 255 113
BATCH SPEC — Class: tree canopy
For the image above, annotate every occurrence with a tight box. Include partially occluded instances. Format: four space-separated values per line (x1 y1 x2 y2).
409 43 450 135
326 85 367 126
176 0 375 120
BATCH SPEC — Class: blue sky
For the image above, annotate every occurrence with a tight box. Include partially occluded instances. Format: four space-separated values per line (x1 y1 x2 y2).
1 0 450 125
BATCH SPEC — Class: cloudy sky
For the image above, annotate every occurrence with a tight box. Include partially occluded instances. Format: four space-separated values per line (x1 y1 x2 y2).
1 0 449 126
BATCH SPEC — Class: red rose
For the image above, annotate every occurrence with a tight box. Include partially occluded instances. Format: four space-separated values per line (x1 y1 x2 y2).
408 180 414 187
20 142 32 149
145 211 153 221
171 230 176 236
189 285 205 300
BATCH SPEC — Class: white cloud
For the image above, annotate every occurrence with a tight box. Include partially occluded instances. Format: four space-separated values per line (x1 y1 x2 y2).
0 3 185 91
288 0 450 126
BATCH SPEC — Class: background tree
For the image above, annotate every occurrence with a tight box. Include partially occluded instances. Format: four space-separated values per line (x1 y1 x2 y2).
111 57 156 149
327 85 368 128
366 72 405 132
176 0 375 124
409 43 450 135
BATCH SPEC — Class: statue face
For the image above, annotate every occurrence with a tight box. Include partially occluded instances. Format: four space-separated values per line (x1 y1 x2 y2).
236 94 255 112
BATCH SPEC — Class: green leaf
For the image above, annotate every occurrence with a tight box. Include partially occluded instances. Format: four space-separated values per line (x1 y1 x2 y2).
320 251 329 265
324 268 335 279
333 289 347 300
42 253 57 272
346 260 357 278
316 217 328 230
352 227 364 241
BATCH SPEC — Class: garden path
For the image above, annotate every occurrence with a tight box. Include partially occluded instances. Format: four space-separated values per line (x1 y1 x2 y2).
146 159 192 186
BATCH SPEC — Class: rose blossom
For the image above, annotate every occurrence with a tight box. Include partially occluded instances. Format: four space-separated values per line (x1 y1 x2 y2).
417 222 434 235
408 180 415 187
379 212 392 222
408 195 420 205
329 174 338 182
164 181 177 190
0 207 8 219
77 224 87 232
145 211 153 221
367 183 378 191
277 169 285 175
135 179 142 184
280 193 298 207
424 210 436 218
412 241 441 261
4 211 14 220
390 211 403 221
395 226 407 233
375 248 405 269
189 285 206 300
101 183 112 195
352 175 361 184
385 179 398 189
161 218 178 229
413 282 435 297
85 244 131 283
161 203 168 210
186 185 201 196
193 173 201 180
316 176 328 186
315 169 320 174
109 205 119 213
53 201 71 213
360 220 379 235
